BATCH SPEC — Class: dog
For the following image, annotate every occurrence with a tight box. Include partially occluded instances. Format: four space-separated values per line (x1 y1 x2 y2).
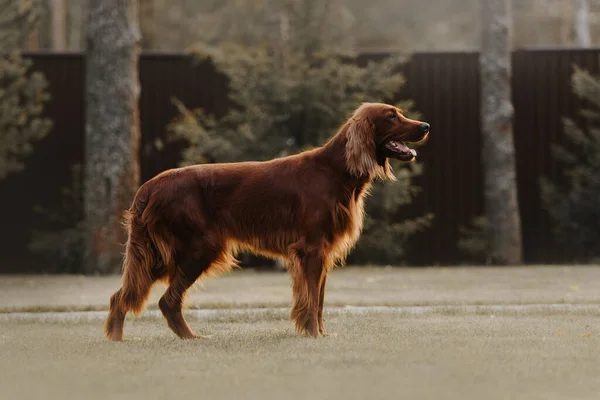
104 102 430 340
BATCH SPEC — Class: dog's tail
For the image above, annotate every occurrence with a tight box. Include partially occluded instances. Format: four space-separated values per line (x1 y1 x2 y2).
104 185 173 340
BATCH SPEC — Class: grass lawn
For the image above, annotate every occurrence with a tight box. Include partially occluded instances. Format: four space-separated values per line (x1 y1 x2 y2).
2 311 600 400
2 265 600 399
2 265 600 312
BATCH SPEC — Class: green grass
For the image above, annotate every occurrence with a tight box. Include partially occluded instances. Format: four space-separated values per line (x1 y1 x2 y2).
2 312 600 400
3 266 600 399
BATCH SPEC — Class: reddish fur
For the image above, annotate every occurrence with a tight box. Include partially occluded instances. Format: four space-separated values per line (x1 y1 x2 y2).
104 102 429 340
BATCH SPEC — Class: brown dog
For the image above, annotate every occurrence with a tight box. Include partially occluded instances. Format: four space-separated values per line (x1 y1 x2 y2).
104 102 430 340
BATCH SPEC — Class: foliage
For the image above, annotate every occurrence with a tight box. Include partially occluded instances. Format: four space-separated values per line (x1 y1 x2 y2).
0 0 42 50
348 164 434 265
168 0 432 265
171 46 408 162
540 66 600 262
0 0 52 180
0 52 52 180
29 165 86 273
457 215 489 264
15 0 600 52
189 0 356 52
2 0 63 271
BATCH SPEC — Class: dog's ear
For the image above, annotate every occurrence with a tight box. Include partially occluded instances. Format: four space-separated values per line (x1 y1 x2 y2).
377 158 397 181
345 117 378 178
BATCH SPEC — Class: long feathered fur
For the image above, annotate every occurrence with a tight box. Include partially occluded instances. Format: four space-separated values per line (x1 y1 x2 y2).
104 102 429 340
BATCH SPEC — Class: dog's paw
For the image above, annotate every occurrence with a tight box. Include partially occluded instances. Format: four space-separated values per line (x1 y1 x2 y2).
177 330 213 340
195 334 214 340
114 337 142 342
182 333 213 340
320 331 338 338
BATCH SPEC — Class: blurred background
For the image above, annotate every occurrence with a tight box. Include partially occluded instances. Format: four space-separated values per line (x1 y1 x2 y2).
1 0 600 274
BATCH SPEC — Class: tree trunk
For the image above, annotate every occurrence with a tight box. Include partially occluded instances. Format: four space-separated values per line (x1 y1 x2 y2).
84 0 141 274
574 0 591 47
49 0 67 50
139 0 155 49
67 1 86 50
558 0 572 46
480 0 523 265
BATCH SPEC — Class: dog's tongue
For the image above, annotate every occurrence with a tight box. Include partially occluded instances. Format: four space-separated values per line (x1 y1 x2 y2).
388 141 417 156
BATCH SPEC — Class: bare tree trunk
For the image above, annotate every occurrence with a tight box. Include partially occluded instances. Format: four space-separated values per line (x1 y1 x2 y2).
574 0 591 47
480 0 523 265
49 0 67 50
558 0 572 46
84 0 141 274
67 1 86 50
139 0 155 49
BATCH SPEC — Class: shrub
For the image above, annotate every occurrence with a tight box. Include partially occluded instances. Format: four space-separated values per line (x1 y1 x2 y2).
29 165 86 273
540 66 600 262
0 0 52 180
457 215 489 264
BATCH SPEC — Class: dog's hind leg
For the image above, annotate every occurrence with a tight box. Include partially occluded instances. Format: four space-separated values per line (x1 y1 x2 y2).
159 240 222 339
105 263 167 341
105 210 167 341
105 288 127 341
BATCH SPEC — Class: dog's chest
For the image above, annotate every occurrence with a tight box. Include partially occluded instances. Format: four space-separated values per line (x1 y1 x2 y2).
328 188 368 264
343 194 366 241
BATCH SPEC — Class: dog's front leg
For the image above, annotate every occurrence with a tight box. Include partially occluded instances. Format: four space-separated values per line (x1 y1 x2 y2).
317 271 331 336
290 245 325 338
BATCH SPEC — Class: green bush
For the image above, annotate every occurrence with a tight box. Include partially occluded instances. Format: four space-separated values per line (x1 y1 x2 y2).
540 66 600 262
29 165 86 273
0 52 52 179
171 46 410 162
1 0 61 269
457 215 489 265
0 0 51 180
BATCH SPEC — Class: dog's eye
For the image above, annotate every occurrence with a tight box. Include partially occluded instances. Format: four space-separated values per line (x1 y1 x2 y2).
388 113 397 120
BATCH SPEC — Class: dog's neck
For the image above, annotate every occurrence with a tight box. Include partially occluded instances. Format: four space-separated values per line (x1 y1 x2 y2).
316 128 374 190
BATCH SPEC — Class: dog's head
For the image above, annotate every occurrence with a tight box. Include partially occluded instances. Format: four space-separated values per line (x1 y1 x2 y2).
344 102 430 179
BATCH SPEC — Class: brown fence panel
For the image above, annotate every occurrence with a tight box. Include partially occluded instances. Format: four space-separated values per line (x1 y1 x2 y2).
138 53 229 181
1 49 599 272
512 49 600 263
399 52 482 265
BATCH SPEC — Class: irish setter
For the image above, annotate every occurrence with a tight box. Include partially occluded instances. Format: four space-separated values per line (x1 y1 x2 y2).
105 102 430 340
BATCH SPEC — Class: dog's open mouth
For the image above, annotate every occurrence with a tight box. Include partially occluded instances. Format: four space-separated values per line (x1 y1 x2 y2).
385 140 417 161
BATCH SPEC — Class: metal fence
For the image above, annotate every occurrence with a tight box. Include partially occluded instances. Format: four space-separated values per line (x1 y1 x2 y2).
1 49 599 272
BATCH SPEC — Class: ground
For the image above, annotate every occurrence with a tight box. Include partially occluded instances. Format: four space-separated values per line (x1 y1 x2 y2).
3 265 600 312
2 266 600 399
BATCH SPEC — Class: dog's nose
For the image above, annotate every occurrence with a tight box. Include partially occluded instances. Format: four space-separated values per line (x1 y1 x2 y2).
419 123 430 132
